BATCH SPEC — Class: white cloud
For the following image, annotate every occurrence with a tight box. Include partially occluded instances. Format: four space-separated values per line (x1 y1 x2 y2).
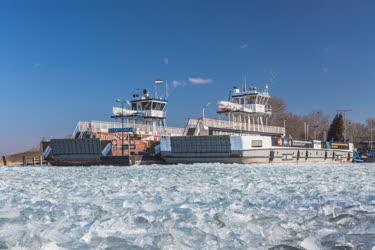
240 43 248 49
188 77 213 85
163 57 169 65
171 80 185 88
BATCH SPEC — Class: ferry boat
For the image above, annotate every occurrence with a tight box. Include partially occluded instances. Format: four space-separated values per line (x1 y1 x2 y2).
160 84 354 164
43 87 184 166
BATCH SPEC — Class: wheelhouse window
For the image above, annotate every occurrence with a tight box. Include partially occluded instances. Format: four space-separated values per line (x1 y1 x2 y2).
142 102 151 110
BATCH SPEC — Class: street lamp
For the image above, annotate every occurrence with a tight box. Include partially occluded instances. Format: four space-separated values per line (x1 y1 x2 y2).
115 99 125 157
202 102 211 119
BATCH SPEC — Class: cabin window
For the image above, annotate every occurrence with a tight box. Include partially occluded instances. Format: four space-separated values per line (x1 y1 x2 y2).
152 102 157 110
240 99 244 105
160 103 165 110
132 103 137 110
251 140 263 148
142 102 151 110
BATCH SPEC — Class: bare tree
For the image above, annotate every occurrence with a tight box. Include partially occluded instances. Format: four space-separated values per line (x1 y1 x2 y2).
268 96 374 145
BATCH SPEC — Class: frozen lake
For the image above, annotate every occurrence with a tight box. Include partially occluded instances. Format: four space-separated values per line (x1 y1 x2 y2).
0 164 374 249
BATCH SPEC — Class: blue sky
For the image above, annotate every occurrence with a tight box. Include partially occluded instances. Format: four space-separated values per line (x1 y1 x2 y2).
1 0 375 154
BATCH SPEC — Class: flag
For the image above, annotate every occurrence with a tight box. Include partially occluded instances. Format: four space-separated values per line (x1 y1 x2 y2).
154 79 164 85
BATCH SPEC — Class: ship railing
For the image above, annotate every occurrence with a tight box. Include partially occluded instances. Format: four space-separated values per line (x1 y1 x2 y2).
186 118 285 135
187 119 199 127
73 120 184 137
72 121 91 138
182 119 200 135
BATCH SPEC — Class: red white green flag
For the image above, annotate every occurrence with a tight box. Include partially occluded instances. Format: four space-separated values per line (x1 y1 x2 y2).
154 79 164 85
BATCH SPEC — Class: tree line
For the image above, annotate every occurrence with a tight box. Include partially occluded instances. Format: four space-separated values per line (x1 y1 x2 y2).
269 96 373 145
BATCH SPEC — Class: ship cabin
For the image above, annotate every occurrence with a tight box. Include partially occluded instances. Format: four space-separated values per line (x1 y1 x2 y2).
184 84 284 137
112 89 168 128
217 85 272 127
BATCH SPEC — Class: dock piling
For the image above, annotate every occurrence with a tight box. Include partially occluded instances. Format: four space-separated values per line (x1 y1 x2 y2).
22 156 26 166
2 156 6 166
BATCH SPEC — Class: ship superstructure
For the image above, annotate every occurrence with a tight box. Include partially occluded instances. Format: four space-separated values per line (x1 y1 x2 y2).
73 88 183 140
185 84 285 136
112 89 168 129
217 85 273 130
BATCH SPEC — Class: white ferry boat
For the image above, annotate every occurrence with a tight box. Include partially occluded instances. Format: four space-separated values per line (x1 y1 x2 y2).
160 84 354 164
43 87 185 166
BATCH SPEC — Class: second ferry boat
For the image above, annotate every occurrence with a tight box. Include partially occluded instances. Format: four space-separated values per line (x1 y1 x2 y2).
160 84 354 164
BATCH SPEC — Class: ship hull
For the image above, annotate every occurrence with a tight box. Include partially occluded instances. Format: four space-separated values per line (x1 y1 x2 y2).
161 135 354 165
162 148 353 164
48 155 165 166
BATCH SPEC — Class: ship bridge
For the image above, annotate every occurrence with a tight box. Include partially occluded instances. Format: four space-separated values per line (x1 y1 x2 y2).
112 89 167 120
217 85 273 128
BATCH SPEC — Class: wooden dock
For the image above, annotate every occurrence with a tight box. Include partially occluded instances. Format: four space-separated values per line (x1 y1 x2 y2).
1 152 47 167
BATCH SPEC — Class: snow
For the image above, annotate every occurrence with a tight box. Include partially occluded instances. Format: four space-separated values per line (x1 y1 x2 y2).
0 163 374 249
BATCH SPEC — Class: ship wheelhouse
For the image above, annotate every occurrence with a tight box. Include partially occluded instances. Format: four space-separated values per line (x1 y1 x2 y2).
217 85 272 127
112 89 168 129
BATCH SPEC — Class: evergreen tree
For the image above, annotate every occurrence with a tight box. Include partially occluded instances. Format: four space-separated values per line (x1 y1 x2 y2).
327 113 345 142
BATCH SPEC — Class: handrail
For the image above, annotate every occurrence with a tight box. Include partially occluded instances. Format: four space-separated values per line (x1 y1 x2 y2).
73 120 185 137
186 118 285 135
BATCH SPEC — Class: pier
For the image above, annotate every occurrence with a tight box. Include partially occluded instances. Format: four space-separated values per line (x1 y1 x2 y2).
1 153 46 167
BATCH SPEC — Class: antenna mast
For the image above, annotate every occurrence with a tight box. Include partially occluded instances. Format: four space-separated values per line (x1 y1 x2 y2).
244 75 247 91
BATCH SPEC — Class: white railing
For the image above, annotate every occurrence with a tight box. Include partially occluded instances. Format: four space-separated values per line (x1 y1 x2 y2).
186 118 285 135
73 120 184 137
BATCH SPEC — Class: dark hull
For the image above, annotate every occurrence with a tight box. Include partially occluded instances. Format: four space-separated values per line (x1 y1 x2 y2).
47 155 165 166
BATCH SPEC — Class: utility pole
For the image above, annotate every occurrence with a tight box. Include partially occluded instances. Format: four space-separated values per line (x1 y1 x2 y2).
307 124 309 140
304 122 309 140
371 120 373 151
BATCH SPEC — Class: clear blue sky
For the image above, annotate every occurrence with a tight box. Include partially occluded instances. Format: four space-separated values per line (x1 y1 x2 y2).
1 0 374 154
